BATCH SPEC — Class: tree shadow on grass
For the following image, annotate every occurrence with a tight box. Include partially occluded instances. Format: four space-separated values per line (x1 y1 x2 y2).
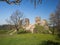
40 40 60 45
56 34 60 40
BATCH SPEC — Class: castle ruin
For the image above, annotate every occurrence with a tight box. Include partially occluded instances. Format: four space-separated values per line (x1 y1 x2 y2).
22 17 49 33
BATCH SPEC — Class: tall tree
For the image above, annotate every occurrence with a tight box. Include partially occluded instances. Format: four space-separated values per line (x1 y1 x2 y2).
55 2 60 35
7 10 23 31
49 1 60 35
49 13 55 34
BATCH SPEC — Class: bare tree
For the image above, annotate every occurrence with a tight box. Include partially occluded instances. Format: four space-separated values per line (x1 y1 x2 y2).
7 10 23 31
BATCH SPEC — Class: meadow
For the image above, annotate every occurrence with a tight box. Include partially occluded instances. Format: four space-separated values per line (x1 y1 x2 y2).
0 30 60 45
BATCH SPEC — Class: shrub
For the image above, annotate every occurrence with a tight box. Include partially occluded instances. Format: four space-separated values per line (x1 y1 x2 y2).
17 28 26 34
34 24 49 34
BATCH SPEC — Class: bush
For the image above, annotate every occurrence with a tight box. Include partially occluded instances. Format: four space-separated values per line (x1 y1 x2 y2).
17 28 31 34
17 28 26 34
34 24 49 34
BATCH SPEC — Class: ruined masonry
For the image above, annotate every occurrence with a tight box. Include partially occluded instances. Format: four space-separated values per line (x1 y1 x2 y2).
23 17 49 33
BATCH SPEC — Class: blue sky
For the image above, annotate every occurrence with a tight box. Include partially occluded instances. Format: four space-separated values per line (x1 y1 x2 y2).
0 0 59 25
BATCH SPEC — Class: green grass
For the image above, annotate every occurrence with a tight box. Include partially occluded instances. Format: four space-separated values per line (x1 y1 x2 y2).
0 30 9 34
0 33 60 45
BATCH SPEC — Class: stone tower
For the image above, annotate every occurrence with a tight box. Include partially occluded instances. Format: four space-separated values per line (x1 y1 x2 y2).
35 17 41 25
41 19 49 30
25 18 30 27
41 19 48 26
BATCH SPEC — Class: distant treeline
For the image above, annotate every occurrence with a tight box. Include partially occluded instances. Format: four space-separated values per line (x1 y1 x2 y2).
0 25 15 30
